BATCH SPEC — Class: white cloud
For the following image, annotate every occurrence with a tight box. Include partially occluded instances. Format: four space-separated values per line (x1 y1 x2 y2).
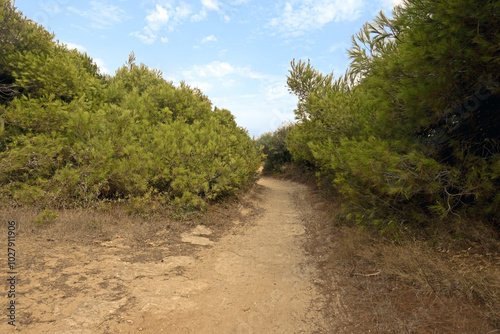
268 0 364 37
188 81 214 92
182 61 279 82
201 34 217 43
133 2 192 44
201 0 220 11
131 29 156 44
93 58 110 75
377 0 405 12
146 4 170 31
191 10 207 22
63 42 86 52
191 0 229 22
212 92 296 137
185 61 235 78
265 80 290 101
44 2 63 14
177 2 192 16
173 60 297 136
68 1 129 29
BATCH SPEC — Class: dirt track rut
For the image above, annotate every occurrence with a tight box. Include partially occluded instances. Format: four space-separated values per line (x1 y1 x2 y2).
146 177 326 334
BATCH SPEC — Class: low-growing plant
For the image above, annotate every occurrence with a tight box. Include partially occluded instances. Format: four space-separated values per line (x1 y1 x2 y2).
31 209 58 226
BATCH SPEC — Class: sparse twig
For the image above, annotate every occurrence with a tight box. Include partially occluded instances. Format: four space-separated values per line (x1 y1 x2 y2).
351 270 381 277
420 268 447 306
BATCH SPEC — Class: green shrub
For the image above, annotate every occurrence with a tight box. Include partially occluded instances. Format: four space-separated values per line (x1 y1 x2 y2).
255 124 293 173
285 0 500 235
0 3 260 211
32 209 58 226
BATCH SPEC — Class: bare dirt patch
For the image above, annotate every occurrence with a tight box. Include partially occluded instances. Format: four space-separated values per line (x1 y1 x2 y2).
0 177 328 333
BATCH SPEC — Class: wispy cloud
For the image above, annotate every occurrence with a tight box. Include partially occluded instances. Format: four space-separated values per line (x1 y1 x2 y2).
202 0 220 11
191 10 207 22
177 60 296 136
132 2 192 44
131 30 156 44
180 61 288 99
133 0 240 43
378 0 404 12
60 40 110 75
62 42 86 52
268 0 364 37
186 81 214 92
184 61 236 79
93 58 110 75
182 61 280 82
43 2 63 14
67 1 129 29
201 34 217 43
191 0 230 22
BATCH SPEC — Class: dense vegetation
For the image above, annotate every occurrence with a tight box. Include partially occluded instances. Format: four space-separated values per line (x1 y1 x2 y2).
0 1 260 210
254 123 292 173
260 0 500 235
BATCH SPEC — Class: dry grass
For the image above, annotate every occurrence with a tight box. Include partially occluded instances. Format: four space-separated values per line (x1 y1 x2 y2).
317 223 500 333
0 187 257 267
297 171 500 333
1 204 175 245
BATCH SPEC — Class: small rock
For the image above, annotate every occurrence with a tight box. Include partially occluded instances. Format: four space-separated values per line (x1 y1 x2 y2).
191 225 213 236
181 234 214 246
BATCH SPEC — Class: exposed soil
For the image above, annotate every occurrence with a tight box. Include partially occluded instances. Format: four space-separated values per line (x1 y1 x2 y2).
3 175 496 333
1 177 331 333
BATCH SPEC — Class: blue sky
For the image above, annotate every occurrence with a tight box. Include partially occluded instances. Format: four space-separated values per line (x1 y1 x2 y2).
14 0 401 137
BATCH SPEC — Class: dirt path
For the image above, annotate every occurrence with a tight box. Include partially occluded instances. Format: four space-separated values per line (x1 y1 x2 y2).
1 177 328 333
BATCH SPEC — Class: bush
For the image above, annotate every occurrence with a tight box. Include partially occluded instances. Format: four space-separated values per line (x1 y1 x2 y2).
255 124 293 173
32 209 58 226
0 3 260 210
285 0 500 235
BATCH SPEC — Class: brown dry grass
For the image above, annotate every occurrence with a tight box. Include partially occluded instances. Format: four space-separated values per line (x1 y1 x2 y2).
290 164 500 333
327 225 500 332
0 185 260 268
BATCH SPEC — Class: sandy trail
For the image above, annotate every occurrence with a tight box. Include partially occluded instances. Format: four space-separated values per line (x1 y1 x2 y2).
144 177 326 334
1 177 327 333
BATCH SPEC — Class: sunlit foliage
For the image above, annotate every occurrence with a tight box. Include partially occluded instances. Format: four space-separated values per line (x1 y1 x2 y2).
286 0 500 234
0 1 260 210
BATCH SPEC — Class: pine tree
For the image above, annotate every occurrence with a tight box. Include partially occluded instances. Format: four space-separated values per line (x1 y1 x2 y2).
286 0 500 234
